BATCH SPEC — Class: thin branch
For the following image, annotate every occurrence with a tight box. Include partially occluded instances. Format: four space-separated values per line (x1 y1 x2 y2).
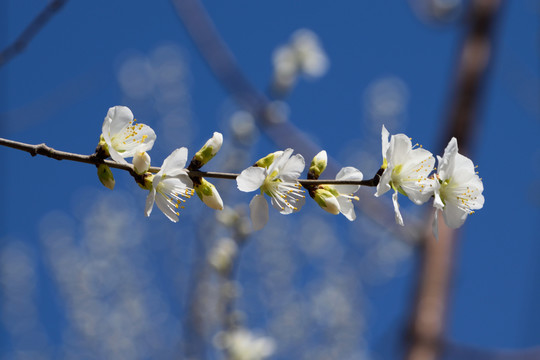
0 137 381 186
0 0 69 67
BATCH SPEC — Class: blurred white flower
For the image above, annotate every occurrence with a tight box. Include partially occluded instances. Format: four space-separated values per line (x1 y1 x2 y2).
208 237 237 273
221 329 275 360
272 29 329 92
145 148 194 222
237 149 305 230
291 29 329 78
432 137 484 238
100 106 156 164
375 125 435 225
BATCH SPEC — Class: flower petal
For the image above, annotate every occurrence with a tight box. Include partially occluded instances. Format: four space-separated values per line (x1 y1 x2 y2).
108 146 129 164
337 196 356 221
237 167 266 192
116 124 156 157
432 209 440 241
334 167 363 195
145 188 156 217
381 125 390 158
442 204 468 229
387 134 412 166
375 168 392 197
106 106 133 136
280 154 305 182
250 194 269 231
161 147 188 176
270 194 292 214
155 192 179 222
392 190 404 226
270 148 293 174
438 138 458 179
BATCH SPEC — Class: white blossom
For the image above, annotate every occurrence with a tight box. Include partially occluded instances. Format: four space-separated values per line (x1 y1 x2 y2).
375 125 435 225
101 106 156 164
237 149 305 230
432 137 484 238
145 148 194 222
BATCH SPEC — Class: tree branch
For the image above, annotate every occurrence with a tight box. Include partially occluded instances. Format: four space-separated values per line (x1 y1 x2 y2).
0 137 381 186
0 0 69 67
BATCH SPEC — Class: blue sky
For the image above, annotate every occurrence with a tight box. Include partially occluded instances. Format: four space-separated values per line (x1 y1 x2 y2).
1 1 539 359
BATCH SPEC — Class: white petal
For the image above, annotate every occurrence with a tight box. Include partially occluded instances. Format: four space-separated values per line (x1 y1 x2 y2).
106 106 133 136
392 190 404 226
270 148 293 174
387 134 412 166
433 182 444 210
271 194 292 214
250 194 269 231
334 167 363 195
381 125 390 158
337 196 356 221
432 209 440 241
108 146 129 164
442 204 468 229
145 189 156 217
237 167 266 192
293 193 306 212
375 168 392 197
160 177 190 194
280 154 305 182
101 117 112 143
451 153 477 184
438 138 458 179
176 173 194 189
161 148 188 176
402 178 436 205
155 192 179 222
116 124 156 157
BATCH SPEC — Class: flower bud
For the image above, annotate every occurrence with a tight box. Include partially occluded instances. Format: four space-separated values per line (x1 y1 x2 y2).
133 151 151 175
312 187 340 215
255 150 283 168
137 173 154 191
308 150 327 179
190 132 223 170
195 178 224 210
97 164 115 190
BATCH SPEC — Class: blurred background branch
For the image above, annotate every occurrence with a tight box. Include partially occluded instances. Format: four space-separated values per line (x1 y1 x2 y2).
406 1 502 360
0 0 68 67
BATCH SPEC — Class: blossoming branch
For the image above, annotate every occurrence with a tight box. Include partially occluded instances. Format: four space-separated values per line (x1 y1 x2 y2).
0 105 484 236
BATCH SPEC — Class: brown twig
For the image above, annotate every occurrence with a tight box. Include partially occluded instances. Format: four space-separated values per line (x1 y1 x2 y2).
405 1 502 360
0 137 382 186
0 0 69 67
